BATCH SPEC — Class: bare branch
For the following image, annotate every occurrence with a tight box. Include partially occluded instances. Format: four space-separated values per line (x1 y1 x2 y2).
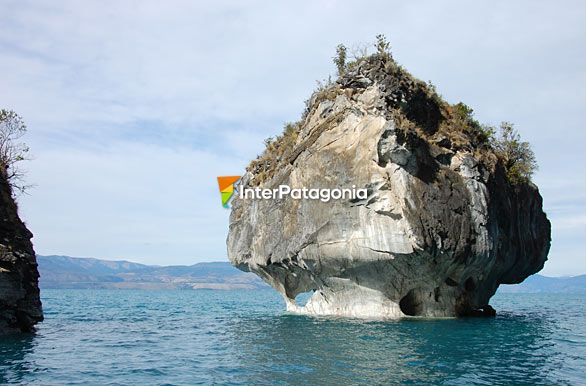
0 109 32 195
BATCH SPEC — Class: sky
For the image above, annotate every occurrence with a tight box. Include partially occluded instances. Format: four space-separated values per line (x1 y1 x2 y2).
0 0 584 275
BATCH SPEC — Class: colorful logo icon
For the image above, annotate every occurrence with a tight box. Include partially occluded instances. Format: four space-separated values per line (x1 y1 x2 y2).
217 176 241 208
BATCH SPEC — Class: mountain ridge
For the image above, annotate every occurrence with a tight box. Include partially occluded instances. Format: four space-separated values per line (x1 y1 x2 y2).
37 255 266 290
37 255 585 293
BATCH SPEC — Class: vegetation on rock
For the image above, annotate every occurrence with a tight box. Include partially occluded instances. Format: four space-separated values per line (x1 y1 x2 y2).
494 122 537 184
231 36 550 319
333 44 347 77
247 35 538 186
0 109 31 195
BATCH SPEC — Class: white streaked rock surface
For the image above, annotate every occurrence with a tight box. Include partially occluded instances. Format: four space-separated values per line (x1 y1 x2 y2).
227 55 551 318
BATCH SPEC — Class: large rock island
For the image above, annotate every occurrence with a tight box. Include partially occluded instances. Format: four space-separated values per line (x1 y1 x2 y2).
227 47 551 318
0 167 43 333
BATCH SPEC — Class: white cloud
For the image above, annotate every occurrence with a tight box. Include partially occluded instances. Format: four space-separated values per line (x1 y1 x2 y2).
1 0 585 272
18 141 244 265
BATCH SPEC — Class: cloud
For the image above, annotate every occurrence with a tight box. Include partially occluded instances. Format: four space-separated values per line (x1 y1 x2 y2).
19 140 244 265
1 0 585 273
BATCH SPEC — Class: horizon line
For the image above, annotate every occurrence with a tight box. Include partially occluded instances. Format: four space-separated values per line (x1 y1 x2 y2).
36 254 585 278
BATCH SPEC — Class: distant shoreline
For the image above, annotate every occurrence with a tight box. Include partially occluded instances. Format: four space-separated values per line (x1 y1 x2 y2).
37 255 585 293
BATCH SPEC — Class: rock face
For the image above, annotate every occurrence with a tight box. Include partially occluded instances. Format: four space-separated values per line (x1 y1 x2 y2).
0 170 43 333
227 54 551 318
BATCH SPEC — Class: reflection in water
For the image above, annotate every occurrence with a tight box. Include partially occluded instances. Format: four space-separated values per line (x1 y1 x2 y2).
0 333 37 384
226 311 564 385
0 290 583 385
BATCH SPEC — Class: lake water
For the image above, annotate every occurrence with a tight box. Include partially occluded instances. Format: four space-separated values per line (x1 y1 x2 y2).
0 290 584 385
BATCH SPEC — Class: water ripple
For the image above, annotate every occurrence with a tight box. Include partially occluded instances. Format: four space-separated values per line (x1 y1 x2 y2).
0 290 584 385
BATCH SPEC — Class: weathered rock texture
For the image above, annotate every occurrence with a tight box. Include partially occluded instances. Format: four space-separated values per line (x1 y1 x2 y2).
0 170 43 333
228 54 551 318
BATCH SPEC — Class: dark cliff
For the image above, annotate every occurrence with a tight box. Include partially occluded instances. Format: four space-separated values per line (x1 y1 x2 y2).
0 169 43 333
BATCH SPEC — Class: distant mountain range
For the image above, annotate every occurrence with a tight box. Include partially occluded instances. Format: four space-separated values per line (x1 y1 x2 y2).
498 274 586 294
37 255 266 290
37 255 586 293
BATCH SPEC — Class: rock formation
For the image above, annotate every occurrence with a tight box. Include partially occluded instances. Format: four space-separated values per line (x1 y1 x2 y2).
0 169 43 333
227 53 551 318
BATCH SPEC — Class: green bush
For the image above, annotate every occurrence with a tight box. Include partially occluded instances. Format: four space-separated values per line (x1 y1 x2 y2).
453 102 474 121
375 34 391 59
495 122 537 184
333 44 347 77
452 102 494 144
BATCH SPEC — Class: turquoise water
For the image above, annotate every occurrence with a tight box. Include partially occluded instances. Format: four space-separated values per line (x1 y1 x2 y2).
0 290 585 385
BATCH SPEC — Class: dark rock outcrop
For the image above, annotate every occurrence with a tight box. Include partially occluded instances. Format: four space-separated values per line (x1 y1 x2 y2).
0 170 43 333
228 54 551 318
